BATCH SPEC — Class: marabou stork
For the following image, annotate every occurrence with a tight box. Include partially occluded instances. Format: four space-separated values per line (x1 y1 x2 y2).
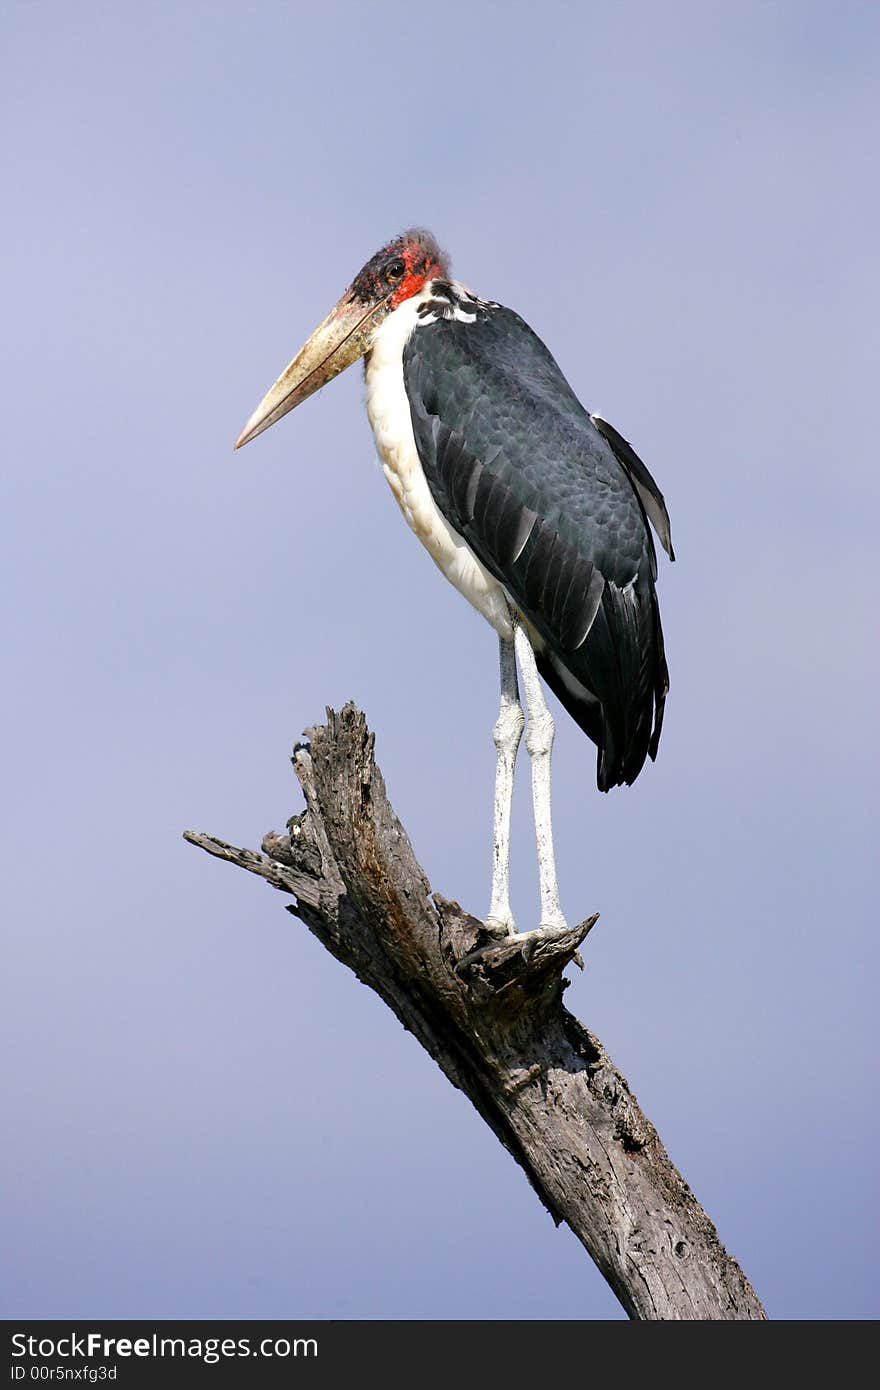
236 229 673 946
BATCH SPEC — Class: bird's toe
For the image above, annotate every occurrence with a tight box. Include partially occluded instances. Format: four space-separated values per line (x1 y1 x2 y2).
484 913 516 939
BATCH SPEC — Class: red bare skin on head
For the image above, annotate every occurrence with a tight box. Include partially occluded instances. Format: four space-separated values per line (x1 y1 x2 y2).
348 231 448 309
389 241 445 308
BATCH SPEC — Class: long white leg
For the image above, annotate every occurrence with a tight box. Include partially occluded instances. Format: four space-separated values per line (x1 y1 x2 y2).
486 634 523 936
514 623 568 933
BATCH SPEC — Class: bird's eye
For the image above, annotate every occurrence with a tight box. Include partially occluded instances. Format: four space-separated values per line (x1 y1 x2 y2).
385 258 406 283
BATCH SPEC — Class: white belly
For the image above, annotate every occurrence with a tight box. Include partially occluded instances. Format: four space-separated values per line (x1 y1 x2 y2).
364 290 513 638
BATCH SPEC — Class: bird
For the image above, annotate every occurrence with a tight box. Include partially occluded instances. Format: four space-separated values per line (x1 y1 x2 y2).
235 229 673 946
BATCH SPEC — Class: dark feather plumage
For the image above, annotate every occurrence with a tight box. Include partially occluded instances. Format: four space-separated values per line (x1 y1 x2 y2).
404 296 672 790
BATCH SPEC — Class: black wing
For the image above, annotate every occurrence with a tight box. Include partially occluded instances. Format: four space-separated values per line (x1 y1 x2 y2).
590 413 675 563
403 301 672 790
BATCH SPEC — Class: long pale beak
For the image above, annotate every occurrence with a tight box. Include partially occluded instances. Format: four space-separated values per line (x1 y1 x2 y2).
234 291 386 449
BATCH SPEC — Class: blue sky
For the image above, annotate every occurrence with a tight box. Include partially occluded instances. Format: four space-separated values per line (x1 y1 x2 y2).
2 0 877 1319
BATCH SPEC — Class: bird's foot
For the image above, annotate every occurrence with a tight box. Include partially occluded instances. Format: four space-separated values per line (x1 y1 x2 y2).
484 911 516 940
455 913 590 976
485 907 570 961
507 920 570 963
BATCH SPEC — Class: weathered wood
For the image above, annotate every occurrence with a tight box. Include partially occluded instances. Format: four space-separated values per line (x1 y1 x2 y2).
184 703 766 1321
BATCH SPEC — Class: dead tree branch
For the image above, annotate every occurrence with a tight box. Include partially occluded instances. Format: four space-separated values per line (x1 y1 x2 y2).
184 703 765 1320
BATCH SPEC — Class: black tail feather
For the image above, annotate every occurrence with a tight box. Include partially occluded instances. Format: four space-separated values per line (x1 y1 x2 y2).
535 576 669 791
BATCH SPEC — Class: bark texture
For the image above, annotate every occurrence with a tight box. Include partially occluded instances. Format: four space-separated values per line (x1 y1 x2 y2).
184 703 766 1321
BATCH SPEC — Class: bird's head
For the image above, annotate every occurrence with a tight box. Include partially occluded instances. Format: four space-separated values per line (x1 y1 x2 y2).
234 228 448 449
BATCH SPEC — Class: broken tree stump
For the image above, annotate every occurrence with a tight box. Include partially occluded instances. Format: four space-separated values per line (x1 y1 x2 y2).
184 703 765 1321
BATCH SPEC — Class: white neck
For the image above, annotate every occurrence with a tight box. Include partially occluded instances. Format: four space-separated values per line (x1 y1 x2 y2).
362 287 512 638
